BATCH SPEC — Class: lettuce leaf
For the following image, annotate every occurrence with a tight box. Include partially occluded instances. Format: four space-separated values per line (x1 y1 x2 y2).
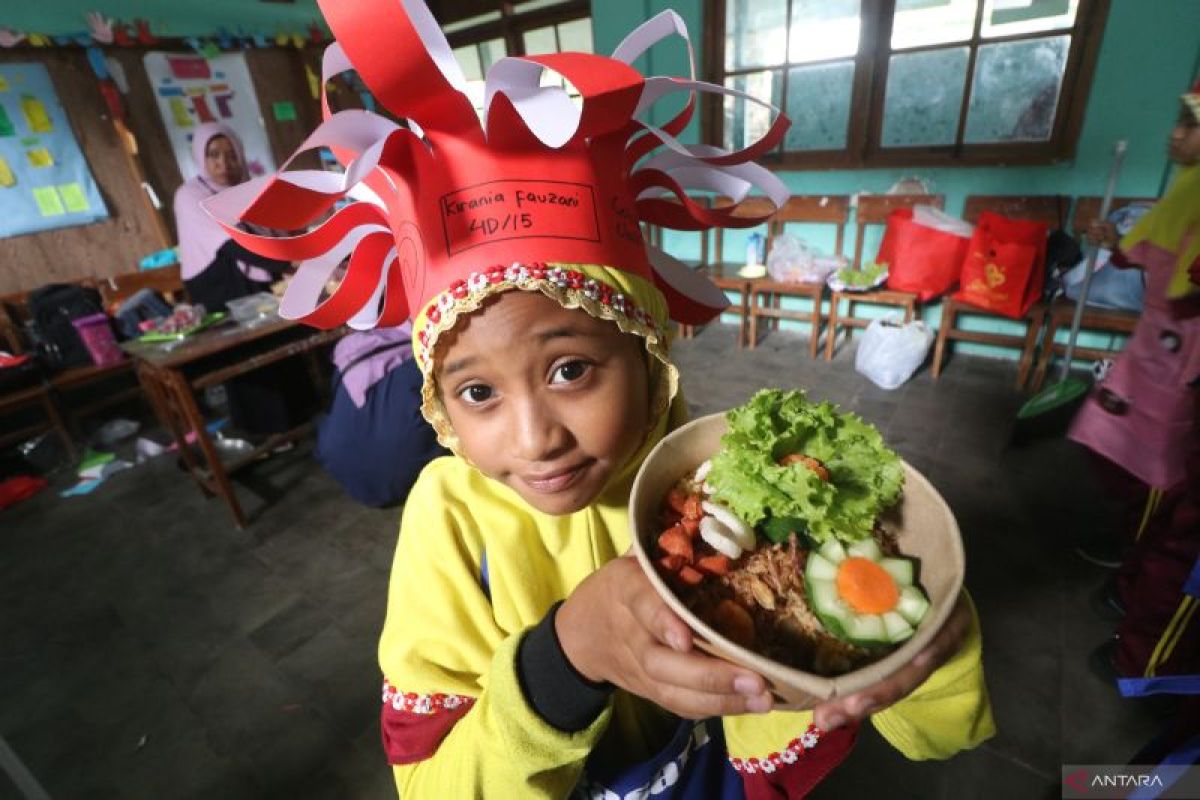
706 389 904 543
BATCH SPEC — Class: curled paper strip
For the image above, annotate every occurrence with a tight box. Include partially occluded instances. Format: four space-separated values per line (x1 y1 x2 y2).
204 0 790 330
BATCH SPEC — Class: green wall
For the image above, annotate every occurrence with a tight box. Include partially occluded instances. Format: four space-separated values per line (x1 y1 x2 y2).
594 0 1200 360
5 1 325 38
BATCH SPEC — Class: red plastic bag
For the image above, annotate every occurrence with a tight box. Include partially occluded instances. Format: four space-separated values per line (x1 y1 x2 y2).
952 211 1048 319
876 208 972 301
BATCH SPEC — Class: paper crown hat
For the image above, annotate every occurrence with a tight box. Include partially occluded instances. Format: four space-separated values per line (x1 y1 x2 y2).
204 0 790 332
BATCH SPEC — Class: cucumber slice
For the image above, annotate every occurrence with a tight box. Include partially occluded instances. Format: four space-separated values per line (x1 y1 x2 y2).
879 557 914 587
843 614 886 643
807 578 843 617
805 553 838 582
818 539 847 564
807 539 928 647
846 539 882 561
895 586 930 626
881 611 916 643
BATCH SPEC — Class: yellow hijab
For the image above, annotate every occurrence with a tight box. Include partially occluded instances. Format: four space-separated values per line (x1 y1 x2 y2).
1122 164 1200 299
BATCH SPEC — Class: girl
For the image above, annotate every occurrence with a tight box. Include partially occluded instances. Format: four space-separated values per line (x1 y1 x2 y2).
207 0 994 795
377 269 992 798
1073 80 1200 681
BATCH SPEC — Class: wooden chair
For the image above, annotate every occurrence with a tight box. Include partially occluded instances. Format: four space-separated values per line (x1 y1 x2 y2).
0 289 86 461
743 195 850 358
705 195 778 348
931 195 1064 386
0 280 140 458
1026 196 1154 391
98 265 187 308
824 194 944 361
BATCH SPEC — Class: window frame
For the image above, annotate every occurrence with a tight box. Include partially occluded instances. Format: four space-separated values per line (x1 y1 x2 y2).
703 0 1110 169
442 0 591 60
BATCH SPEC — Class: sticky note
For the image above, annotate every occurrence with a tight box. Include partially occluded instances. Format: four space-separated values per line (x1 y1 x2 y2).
0 76 8 92
272 101 296 121
26 147 53 167
21 95 53 133
169 97 193 128
0 156 14 188
57 183 89 213
0 104 13 137
33 186 65 216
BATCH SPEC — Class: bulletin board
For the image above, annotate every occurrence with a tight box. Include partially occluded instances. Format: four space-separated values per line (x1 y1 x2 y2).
143 51 276 183
0 62 109 238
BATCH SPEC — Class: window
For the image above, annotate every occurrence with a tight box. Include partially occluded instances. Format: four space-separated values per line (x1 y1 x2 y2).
442 1 592 118
708 0 1109 168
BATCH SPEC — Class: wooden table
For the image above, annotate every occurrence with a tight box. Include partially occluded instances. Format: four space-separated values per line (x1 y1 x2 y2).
123 316 345 528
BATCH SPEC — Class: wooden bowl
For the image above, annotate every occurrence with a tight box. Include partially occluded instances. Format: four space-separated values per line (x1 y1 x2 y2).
628 412 964 709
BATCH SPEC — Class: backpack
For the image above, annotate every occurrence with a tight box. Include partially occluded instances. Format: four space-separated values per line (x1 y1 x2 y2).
26 283 105 370
113 288 173 340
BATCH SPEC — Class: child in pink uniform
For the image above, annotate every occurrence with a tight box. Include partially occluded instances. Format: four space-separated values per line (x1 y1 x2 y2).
1072 80 1200 678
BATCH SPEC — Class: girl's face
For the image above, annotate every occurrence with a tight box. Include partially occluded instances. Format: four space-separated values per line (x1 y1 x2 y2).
436 291 653 516
1168 106 1200 166
205 135 243 187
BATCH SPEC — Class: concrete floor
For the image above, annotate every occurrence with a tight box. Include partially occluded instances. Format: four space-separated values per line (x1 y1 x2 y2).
0 324 1165 799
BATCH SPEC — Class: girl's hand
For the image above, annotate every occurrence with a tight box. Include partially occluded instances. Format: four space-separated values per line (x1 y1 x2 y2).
811 592 972 731
556 555 774 720
1087 220 1119 249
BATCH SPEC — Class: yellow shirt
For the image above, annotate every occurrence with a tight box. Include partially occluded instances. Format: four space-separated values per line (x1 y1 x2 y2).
379 456 995 798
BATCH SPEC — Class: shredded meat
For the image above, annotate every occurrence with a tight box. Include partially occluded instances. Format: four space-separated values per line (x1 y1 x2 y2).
656 474 905 675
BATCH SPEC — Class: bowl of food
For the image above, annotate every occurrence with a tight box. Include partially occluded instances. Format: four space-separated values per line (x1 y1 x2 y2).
628 389 963 709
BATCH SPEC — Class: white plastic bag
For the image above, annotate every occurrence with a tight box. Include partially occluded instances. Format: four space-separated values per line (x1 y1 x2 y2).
854 315 934 390
912 204 975 238
767 234 844 284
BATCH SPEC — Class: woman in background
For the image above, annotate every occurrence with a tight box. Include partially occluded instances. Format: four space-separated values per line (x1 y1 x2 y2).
173 122 312 439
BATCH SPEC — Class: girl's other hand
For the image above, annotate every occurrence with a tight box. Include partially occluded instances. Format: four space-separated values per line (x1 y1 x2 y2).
1086 219 1119 249
557 555 774 720
811 592 972 731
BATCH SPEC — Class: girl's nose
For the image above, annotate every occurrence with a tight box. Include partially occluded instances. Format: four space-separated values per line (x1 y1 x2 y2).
511 396 570 462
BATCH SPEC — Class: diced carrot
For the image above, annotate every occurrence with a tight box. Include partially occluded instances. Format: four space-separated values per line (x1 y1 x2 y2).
680 517 700 538
677 565 705 585
658 527 694 562
836 557 899 614
666 488 690 515
682 494 704 520
656 554 685 573
696 554 732 576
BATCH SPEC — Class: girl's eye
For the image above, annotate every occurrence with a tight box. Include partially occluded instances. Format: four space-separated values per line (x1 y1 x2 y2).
458 384 493 405
551 360 590 384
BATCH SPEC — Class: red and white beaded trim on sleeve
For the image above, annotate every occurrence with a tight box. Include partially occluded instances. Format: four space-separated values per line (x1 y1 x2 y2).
382 680 476 715
728 724 823 774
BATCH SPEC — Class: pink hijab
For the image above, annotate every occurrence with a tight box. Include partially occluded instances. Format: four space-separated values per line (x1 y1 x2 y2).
173 122 272 282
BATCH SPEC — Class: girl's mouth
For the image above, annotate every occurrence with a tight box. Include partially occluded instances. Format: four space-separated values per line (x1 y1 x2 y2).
520 462 591 494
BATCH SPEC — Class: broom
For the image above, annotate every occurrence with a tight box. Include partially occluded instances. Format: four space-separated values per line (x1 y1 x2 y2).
1012 139 1128 443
